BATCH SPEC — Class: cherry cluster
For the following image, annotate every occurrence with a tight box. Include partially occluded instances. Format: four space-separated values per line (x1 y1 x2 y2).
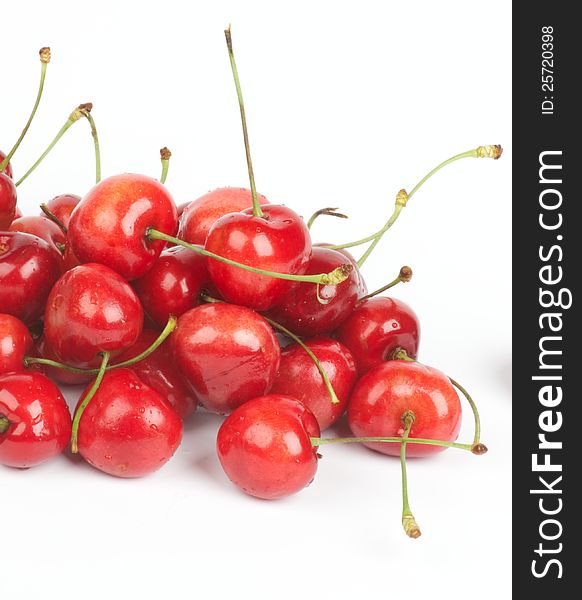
0 32 501 538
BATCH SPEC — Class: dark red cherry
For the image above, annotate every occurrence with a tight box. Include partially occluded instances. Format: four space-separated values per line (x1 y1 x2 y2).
0 314 33 375
42 193 81 228
217 394 320 499
0 173 17 229
9 216 66 253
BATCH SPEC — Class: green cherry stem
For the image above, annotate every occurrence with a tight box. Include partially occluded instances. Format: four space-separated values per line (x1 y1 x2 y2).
40 203 68 234
82 107 101 183
400 411 421 538
224 26 263 219
0 415 11 435
310 435 477 453
70 352 110 453
0 47 51 174
359 265 412 302
307 207 349 230
160 147 171 184
147 228 352 285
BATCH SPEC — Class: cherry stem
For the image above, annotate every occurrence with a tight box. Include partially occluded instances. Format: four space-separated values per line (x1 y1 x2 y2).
24 316 177 375
0 415 11 435
147 228 353 285
82 107 101 183
160 147 171 184
310 436 476 453
70 352 110 454
400 411 421 538
224 26 263 219
359 265 412 301
40 204 68 234
0 47 51 174
307 207 349 230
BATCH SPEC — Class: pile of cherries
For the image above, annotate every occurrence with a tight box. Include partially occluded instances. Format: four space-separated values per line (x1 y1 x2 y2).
0 33 501 538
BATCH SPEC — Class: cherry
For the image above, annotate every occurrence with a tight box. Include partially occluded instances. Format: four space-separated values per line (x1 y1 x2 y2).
336 296 420 374
32 336 93 386
68 173 178 280
217 394 320 499
9 215 66 253
114 329 197 419
270 337 357 430
171 303 281 414
178 187 269 245
44 263 144 369
266 246 360 335
0 371 71 468
132 245 209 328
41 193 81 229
0 314 33 375
74 368 183 478
0 173 17 229
347 360 462 457
0 151 13 179
316 243 367 296
0 232 63 325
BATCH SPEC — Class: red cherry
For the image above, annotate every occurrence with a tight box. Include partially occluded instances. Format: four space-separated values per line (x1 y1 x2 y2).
32 336 93 386
13 206 23 219
0 232 63 325
0 314 33 375
347 360 462 457
178 187 269 245
0 151 13 179
9 216 66 253
41 193 81 228
68 173 178 280
44 263 144 369
205 204 312 311
0 371 72 468
171 303 281 414
270 337 357 430
0 172 17 229
114 329 197 419
75 368 183 478
217 394 320 499
132 246 209 328
336 296 420 374
316 243 367 296
266 246 360 336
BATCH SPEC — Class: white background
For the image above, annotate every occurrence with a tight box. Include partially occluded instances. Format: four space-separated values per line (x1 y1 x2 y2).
1 1 512 598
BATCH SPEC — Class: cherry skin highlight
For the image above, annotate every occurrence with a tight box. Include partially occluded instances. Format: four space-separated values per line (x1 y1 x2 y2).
171 303 281 414
68 173 178 280
0 172 17 229
178 187 269 245
204 204 312 311
75 368 183 478
336 296 420 375
0 314 33 375
217 394 320 499
9 215 66 253
44 263 144 369
0 371 72 468
347 360 462 457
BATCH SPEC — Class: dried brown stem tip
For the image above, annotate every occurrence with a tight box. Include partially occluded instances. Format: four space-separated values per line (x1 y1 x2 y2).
476 145 503 160
471 443 488 455
160 147 172 160
402 515 422 539
224 25 233 51
399 266 413 282
78 102 93 113
39 47 51 64
322 263 353 285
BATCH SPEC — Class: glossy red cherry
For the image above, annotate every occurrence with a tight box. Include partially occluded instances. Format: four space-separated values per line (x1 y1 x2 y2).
0 371 72 468
217 394 320 499
0 172 17 229
9 216 66 253
0 314 33 374
347 360 462 457
41 193 81 228
75 368 183 478
317 243 367 296
0 232 63 325
204 204 312 311
270 337 357 430
114 329 197 419
178 187 269 245
68 173 178 280
266 246 360 336
132 246 209 328
44 263 144 369
0 151 13 179
336 296 420 374
171 303 281 414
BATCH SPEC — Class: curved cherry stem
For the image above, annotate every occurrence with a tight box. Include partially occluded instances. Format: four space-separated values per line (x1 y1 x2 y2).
0 415 11 435
225 26 263 219
40 203 68 234
160 147 171 185
24 316 177 375
147 228 352 285
70 352 110 453
0 48 50 174
82 108 101 183
310 435 477 453
307 207 349 230
359 266 412 301
400 411 421 538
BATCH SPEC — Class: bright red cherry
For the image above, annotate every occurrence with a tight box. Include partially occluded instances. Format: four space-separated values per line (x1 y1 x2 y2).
0 151 13 179
0 314 33 375
9 216 66 253
336 296 420 375
266 246 360 336
68 173 178 280
0 371 72 468
75 368 183 478
217 394 320 499
44 263 144 369
132 246 209 328
270 337 357 430
171 303 281 414
178 187 269 245
347 360 462 457
205 204 312 311
114 329 197 419
0 232 63 325
317 243 367 296
0 172 17 229
41 193 80 228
